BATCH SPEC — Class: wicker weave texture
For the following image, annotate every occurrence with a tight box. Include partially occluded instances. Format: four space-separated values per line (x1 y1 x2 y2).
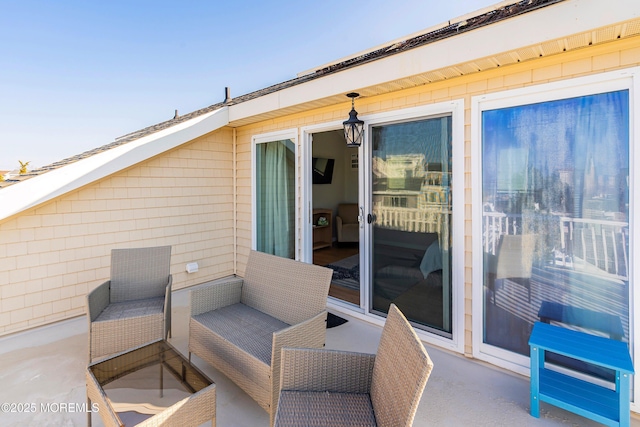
274 304 433 427
190 318 271 410
87 245 172 361
87 281 110 322
86 368 121 427
194 303 289 365
276 391 376 427
110 246 171 302
86 366 216 427
242 250 333 326
279 348 375 394
136 385 216 427
91 312 164 361
370 304 434 427
270 311 329 425
190 278 244 316
111 246 171 302
188 250 332 426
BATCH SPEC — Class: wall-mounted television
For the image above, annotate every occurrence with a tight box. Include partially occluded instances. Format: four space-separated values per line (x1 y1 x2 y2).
312 157 335 184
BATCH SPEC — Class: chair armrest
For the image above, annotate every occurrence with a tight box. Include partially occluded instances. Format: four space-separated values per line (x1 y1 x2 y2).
279 347 375 393
87 281 111 322
164 275 173 339
190 278 244 316
273 311 328 365
270 311 328 425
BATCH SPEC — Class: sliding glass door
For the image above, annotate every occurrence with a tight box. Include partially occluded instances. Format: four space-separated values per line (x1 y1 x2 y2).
370 116 453 336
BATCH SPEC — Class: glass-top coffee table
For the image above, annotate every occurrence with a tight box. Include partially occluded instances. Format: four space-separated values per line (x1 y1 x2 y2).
86 340 216 427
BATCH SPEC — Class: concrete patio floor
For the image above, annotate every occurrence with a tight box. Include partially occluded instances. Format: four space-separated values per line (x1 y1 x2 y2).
1 287 638 427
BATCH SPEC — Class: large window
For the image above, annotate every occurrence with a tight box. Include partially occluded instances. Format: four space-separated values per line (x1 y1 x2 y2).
254 138 296 259
479 87 630 371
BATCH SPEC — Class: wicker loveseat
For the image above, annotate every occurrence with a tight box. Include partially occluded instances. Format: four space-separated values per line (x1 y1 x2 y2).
274 304 434 427
188 250 333 426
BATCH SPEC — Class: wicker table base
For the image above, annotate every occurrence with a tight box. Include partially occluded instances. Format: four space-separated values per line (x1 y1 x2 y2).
86 339 216 427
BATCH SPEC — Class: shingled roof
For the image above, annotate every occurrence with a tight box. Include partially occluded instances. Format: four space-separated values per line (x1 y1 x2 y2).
0 0 562 190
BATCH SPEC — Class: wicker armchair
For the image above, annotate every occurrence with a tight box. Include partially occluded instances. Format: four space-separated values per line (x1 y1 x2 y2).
87 246 172 362
274 304 433 427
189 250 333 426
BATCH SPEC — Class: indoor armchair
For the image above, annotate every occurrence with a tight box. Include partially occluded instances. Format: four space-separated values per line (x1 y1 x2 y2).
336 203 359 243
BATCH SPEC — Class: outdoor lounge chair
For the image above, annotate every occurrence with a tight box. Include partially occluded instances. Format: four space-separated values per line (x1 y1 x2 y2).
86 245 172 362
274 304 433 427
188 250 333 426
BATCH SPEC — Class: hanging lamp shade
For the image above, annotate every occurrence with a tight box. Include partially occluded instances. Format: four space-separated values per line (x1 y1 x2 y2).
343 93 364 147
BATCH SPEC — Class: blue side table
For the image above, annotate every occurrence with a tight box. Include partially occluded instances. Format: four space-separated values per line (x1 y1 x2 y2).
529 322 634 427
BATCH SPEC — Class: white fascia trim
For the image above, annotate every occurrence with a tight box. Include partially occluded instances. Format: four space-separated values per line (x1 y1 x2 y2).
229 0 639 123
297 0 520 77
0 107 229 221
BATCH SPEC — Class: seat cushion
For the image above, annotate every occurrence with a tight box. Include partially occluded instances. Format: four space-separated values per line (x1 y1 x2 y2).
91 297 165 360
275 391 376 427
192 303 289 365
95 297 164 322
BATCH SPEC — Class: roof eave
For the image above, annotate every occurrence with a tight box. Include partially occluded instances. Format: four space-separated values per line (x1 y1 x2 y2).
228 0 640 127
0 107 229 222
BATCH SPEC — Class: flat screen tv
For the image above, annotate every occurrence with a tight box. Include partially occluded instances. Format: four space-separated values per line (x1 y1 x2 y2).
312 157 335 184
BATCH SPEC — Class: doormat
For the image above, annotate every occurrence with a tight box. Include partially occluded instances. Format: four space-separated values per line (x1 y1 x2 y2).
327 312 348 329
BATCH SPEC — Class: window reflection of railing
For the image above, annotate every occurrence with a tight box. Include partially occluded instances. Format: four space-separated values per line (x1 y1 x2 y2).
559 217 629 281
482 211 629 281
482 211 522 255
375 206 450 243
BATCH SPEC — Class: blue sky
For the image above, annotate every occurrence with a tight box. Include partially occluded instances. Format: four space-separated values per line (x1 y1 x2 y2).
0 0 497 171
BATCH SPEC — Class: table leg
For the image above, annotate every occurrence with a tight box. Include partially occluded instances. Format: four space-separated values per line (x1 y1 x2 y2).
87 396 92 427
160 362 164 398
618 370 631 427
530 345 542 417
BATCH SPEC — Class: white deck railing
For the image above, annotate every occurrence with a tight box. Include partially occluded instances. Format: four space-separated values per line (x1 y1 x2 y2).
375 205 449 234
559 216 629 281
373 207 629 281
482 211 629 281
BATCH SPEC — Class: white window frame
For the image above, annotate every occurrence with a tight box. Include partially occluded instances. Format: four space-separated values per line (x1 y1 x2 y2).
251 128 299 259
471 68 640 404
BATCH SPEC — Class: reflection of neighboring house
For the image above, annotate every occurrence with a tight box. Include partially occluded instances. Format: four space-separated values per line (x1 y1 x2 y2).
374 155 425 209
373 154 451 240
373 155 450 209
421 177 450 207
